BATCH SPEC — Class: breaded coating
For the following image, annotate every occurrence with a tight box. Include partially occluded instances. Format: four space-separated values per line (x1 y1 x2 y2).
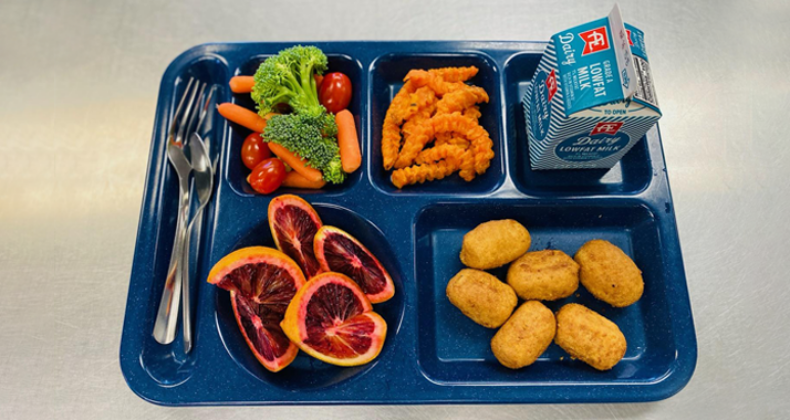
491 301 556 369
507 250 580 301
555 303 627 371
574 240 644 307
446 269 517 328
460 219 531 270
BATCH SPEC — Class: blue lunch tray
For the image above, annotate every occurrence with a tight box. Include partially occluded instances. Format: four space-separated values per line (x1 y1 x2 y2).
120 41 697 405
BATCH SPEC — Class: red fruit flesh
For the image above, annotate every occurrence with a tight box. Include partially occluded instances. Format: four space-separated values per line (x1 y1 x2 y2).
303 282 375 356
315 227 394 303
232 291 294 366
218 261 300 371
269 197 324 278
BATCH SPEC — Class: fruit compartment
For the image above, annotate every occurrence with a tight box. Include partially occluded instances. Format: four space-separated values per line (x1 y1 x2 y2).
224 54 365 197
210 203 407 390
502 52 654 196
414 201 683 386
369 52 505 195
135 55 230 387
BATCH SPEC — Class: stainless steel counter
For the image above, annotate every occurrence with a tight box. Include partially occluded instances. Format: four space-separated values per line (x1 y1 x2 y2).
1 0 788 418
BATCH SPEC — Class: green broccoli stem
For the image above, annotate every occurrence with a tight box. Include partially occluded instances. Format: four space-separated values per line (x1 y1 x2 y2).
300 62 320 110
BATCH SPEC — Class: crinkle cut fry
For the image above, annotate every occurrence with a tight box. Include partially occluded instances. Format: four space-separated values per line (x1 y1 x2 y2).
393 123 436 169
430 113 494 176
402 86 437 121
463 105 482 121
428 66 479 83
435 133 470 148
416 144 466 165
436 86 489 115
404 70 467 96
390 158 462 189
401 88 437 140
395 88 438 169
382 80 417 169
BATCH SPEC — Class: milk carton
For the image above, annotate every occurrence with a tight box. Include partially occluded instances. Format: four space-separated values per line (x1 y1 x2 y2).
523 5 661 170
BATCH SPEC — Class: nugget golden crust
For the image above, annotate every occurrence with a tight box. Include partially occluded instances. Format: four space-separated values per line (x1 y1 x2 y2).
507 250 580 301
574 240 643 307
554 303 626 371
446 269 517 328
491 301 556 369
460 220 531 270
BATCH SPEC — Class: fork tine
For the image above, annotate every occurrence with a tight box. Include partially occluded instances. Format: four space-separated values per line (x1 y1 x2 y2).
167 77 195 142
175 81 201 145
195 85 215 135
185 83 207 144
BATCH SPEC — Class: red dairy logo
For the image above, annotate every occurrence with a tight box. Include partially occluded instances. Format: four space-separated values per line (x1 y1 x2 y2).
591 122 623 136
545 69 557 102
580 26 610 55
626 29 634 46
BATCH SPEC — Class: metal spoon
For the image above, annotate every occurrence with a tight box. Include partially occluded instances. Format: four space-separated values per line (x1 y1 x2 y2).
180 89 216 354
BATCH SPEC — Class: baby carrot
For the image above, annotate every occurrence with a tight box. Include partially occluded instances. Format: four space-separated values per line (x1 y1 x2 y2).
229 76 255 93
268 142 323 183
335 109 361 173
314 74 324 88
217 103 267 133
281 171 326 189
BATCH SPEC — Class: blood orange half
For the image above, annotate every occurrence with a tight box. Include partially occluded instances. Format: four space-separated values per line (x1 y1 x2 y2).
314 226 395 303
268 194 324 279
207 247 305 372
281 272 387 367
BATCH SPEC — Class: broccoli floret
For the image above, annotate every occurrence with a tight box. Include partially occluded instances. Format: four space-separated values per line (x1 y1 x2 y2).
251 45 328 118
263 113 345 184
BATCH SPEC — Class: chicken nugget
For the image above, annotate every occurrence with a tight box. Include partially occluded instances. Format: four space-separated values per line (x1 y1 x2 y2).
574 240 643 307
554 303 626 371
446 269 517 328
460 219 531 269
507 250 579 301
491 301 556 369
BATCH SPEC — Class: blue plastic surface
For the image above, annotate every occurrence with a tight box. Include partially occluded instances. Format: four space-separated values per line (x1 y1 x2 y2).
120 41 696 405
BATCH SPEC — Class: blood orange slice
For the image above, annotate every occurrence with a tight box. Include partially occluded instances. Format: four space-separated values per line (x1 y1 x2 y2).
314 226 395 303
268 194 324 279
281 272 387 367
207 247 305 372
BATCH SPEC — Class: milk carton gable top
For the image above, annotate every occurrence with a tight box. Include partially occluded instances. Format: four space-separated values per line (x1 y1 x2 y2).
552 18 633 116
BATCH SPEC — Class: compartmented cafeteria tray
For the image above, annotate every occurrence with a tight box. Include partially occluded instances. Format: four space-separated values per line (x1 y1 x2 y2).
120 41 697 405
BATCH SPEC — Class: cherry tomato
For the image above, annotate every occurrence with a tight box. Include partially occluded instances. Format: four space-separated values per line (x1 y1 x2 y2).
241 132 271 170
318 72 352 114
247 158 286 194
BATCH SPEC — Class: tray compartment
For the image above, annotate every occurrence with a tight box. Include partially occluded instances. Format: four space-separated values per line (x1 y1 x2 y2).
210 203 406 390
369 52 505 195
503 52 654 196
136 56 229 386
225 54 365 197
414 201 677 385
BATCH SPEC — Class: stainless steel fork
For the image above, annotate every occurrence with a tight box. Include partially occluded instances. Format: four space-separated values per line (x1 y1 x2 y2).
152 78 206 345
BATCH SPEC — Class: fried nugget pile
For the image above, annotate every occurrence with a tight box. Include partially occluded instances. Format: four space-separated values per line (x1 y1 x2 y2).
381 66 495 188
